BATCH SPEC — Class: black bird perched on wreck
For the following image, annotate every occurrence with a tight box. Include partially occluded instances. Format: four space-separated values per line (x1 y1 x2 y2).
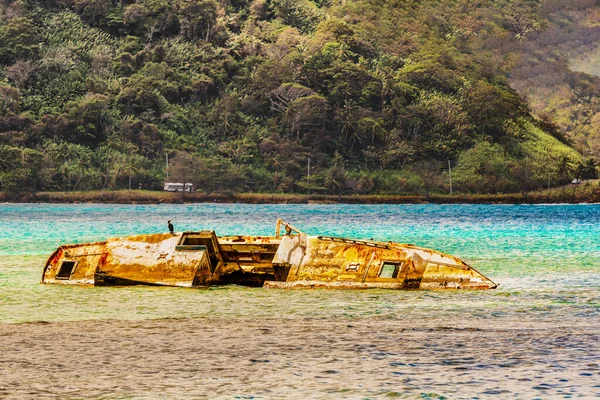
168 220 174 235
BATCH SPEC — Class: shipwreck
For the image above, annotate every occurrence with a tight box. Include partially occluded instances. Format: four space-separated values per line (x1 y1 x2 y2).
42 219 497 290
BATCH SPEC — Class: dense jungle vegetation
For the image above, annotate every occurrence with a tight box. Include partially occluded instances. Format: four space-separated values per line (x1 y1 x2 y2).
0 0 598 196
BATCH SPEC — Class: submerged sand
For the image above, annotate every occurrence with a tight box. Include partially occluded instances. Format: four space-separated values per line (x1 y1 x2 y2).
1 316 598 399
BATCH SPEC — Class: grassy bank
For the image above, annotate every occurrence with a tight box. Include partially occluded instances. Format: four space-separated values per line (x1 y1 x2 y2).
1 181 599 204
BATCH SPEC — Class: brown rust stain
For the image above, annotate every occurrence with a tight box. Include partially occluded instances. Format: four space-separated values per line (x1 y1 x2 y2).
122 233 175 244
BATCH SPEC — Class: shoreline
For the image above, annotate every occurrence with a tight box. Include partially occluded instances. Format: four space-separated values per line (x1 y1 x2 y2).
1 184 599 204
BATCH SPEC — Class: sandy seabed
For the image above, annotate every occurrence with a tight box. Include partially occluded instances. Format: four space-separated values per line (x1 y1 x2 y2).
1 316 599 399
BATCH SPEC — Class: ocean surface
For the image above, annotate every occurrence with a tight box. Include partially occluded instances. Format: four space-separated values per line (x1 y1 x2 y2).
1 203 599 399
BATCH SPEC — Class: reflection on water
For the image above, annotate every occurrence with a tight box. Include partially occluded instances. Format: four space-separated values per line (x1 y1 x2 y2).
0 203 599 398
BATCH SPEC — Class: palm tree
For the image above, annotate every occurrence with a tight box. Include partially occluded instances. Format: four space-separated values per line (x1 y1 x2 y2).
555 155 574 185
94 145 112 190
123 154 144 190
72 149 93 191
60 143 84 192
268 154 284 193
324 166 347 196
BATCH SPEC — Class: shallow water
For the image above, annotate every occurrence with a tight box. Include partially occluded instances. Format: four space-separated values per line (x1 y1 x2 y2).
1 203 599 398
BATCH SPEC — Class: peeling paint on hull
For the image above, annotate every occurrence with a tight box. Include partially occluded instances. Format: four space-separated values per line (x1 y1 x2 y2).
42 219 497 290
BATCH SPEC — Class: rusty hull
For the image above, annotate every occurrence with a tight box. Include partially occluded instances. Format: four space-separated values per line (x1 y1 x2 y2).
42 232 280 287
42 219 497 290
267 231 496 290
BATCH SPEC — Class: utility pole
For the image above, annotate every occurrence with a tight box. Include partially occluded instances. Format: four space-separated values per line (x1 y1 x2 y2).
307 157 311 199
448 159 452 196
525 157 529 194
165 153 169 182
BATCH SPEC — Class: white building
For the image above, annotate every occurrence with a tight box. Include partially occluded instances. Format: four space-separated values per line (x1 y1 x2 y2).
164 182 194 192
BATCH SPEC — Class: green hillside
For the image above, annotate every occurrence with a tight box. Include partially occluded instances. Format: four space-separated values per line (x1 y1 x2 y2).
0 0 596 196
509 1 600 161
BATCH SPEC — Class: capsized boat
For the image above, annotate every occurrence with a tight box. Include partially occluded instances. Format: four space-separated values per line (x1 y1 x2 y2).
42 219 497 290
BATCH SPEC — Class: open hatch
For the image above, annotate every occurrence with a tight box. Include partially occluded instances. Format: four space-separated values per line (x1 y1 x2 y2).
177 231 223 273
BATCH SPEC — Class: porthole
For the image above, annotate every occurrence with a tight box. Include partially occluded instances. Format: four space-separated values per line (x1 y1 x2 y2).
346 263 360 272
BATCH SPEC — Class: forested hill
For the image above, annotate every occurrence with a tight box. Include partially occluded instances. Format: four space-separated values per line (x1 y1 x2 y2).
511 1 600 159
0 0 596 196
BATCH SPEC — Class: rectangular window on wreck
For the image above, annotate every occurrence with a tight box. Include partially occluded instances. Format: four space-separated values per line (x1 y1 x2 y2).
379 262 403 279
56 260 77 280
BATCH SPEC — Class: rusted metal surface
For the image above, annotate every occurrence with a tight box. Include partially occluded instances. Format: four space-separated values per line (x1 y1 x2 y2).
42 219 497 290
97 234 211 287
42 242 107 286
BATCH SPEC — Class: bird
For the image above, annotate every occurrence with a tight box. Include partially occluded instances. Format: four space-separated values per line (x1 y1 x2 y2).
168 220 174 235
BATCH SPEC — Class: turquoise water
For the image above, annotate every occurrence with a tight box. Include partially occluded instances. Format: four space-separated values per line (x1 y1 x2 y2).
1 203 600 323
1 203 599 398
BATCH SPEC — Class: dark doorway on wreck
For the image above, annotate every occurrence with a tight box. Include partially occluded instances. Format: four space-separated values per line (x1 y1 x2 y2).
56 260 77 279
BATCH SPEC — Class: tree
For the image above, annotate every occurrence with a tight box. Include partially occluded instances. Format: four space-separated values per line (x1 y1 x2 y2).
0 146 43 194
405 91 471 161
323 153 347 196
71 148 95 191
0 86 21 116
324 165 346 196
461 80 522 140
578 158 598 180
269 83 316 114
122 1 178 42
94 144 114 189
72 0 112 26
41 141 95 192
395 57 461 95
270 0 323 33
168 151 203 199
0 17 40 65
412 160 441 199
267 153 284 193
65 94 112 147
177 0 219 41
555 154 575 184
452 141 520 194
116 76 167 116
269 83 327 141
218 138 254 169
5 60 36 89
122 152 145 190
